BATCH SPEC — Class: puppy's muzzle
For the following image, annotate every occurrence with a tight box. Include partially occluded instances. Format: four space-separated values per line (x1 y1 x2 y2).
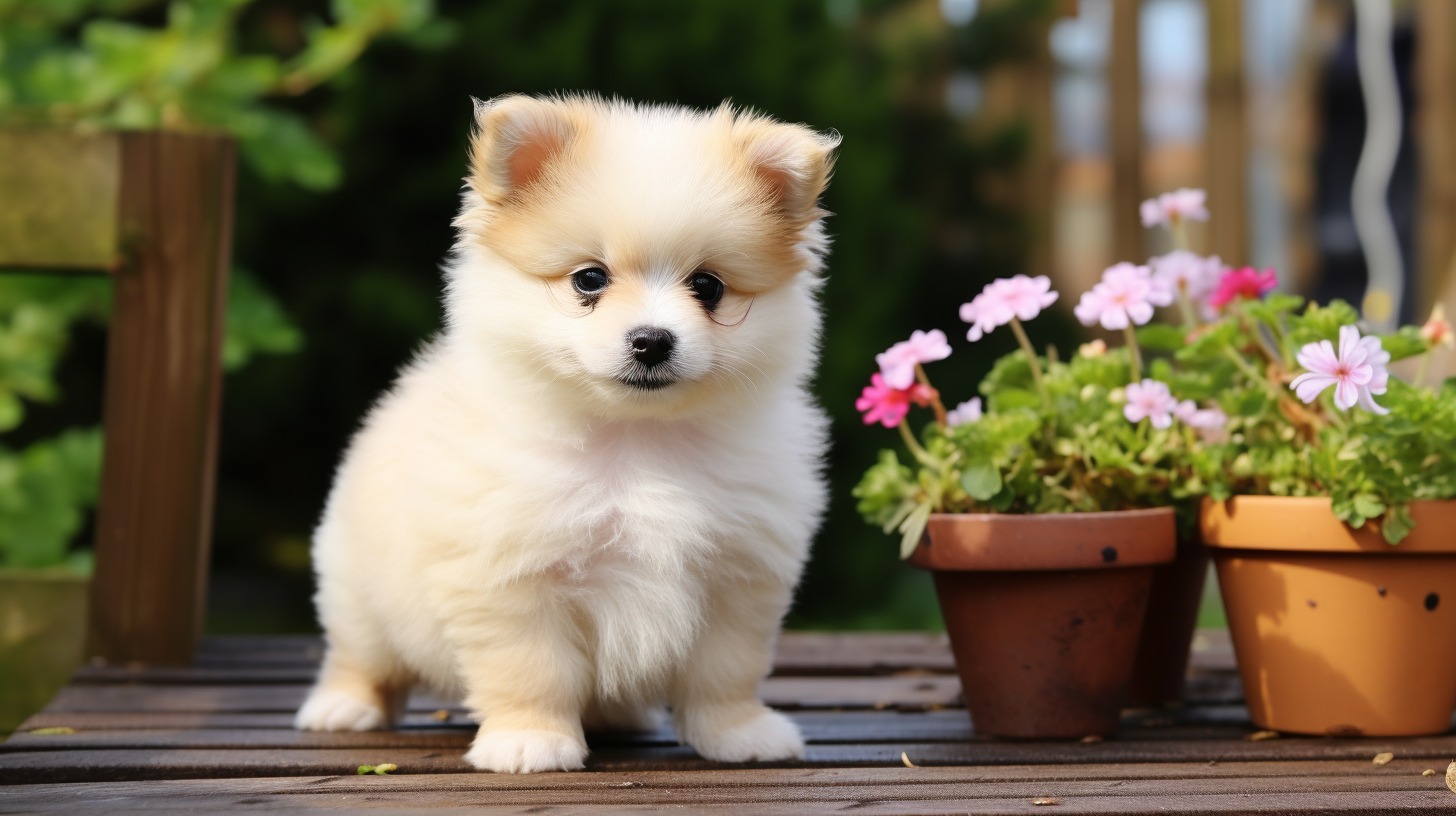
628 327 676 369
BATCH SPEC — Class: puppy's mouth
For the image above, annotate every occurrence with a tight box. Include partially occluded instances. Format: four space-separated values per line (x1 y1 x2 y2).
616 374 678 391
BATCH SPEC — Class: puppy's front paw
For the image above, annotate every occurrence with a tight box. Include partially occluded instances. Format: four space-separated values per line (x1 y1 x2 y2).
294 688 388 732
686 707 804 763
465 728 588 773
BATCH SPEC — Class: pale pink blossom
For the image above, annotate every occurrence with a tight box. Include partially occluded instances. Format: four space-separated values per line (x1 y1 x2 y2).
856 373 935 428
1422 304 1453 348
1290 325 1390 415
946 398 983 427
1175 400 1229 442
1150 251 1223 303
1207 267 1277 311
1140 188 1209 228
876 329 952 389
1124 379 1179 429
960 275 1058 342
1074 263 1173 330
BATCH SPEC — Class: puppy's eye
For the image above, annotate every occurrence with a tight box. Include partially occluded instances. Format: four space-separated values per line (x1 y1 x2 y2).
571 266 610 297
689 271 725 308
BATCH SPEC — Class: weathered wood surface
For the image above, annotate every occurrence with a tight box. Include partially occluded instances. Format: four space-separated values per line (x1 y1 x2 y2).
88 131 235 667
4 632 1455 813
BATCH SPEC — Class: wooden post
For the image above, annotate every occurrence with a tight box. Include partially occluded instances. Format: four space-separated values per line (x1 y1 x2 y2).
1109 0 1143 262
88 132 235 665
1206 0 1248 264
1417 0 1456 310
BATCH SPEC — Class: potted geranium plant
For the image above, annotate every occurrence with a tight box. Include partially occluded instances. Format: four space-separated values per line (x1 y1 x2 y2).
1187 278 1456 736
851 257 1226 737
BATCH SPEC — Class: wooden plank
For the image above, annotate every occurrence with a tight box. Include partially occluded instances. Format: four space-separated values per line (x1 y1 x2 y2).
1109 0 1143 262
88 131 235 666
8 734 1456 783
1417 0 1456 311
12 705 1268 739
1206 0 1249 263
0 763 1452 808
0 128 119 271
36 677 967 715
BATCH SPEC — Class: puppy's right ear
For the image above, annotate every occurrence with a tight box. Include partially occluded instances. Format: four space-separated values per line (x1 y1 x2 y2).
468 95 578 205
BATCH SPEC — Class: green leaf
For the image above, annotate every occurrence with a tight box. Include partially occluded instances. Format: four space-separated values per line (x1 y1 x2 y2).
1377 327 1428 362
960 460 1002 501
897 502 931 560
1352 494 1384 521
1136 324 1186 352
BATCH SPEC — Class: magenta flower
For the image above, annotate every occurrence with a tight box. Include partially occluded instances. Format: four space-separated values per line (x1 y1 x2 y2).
959 275 1058 342
1290 325 1390 415
856 373 935 428
946 398 983 427
1140 188 1209 228
1073 263 1173 330
1150 251 1222 303
876 329 952 389
1124 379 1179 429
1207 267 1277 311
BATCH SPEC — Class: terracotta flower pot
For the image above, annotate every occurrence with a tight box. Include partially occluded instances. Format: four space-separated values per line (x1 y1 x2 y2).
910 508 1176 739
1127 532 1209 707
1202 496 1456 736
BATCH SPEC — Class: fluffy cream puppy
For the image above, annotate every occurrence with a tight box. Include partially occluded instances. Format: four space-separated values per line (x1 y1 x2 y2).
294 94 838 774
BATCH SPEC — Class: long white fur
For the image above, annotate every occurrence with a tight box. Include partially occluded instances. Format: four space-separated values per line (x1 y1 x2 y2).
295 95 836 773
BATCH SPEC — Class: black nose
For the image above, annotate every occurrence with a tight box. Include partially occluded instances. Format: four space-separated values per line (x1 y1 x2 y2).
628 327 675 368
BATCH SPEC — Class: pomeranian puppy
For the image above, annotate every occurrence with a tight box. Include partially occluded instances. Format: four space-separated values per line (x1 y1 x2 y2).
294 94 838 773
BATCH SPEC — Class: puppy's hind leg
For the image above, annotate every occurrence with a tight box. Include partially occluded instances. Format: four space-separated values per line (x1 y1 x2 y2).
296 632 409 732
671 578 804 763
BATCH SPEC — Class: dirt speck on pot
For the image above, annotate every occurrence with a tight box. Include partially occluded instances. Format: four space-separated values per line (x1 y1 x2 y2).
1426 592 1441 611
1100 546 1118 563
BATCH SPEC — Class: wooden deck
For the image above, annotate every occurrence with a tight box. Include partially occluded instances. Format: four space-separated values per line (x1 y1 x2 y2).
3 632 1455 813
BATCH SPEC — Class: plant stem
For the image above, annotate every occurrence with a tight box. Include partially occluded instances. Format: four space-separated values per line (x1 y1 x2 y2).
897 420 933 466
1415 351 1433 389
914 363 949 428
1123 325 1143 382
1171 217 1189 252
1176 290 1199 330
1009 317 1051 410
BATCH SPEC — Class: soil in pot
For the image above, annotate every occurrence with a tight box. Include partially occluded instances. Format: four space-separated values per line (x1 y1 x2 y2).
913 508 1176 739
1203 496 1456 737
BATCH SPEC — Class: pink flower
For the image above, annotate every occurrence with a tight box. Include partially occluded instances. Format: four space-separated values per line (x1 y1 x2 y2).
946 398 983 427
1290 325 1390 415
1207 267 1277 311
876 329 952 389
1175 400 1229 442
1140 188 1209 228
959 275 1059 342
1124 379 1179 429
1073 263 1173 330
1422 304 1453 349
856 373 935 428
1150 251 1223 303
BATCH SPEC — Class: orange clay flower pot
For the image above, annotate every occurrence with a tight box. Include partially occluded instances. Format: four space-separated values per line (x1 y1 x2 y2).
1202 496 1456 736
910 508 1176 739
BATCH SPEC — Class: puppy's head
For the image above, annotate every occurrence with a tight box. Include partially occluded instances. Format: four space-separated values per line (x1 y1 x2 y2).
447 94 838 418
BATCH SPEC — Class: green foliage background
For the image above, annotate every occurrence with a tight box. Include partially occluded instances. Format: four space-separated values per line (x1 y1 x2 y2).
0 0 1060 630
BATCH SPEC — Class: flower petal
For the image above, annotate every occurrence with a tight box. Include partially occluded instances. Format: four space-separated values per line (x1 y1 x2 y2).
1291 372 1334 404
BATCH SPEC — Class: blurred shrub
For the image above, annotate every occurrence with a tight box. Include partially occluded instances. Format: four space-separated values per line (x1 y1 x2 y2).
0 0 439 569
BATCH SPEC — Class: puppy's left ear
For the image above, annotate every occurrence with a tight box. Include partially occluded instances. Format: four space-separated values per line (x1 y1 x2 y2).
469 95 579 205
736 116 841 224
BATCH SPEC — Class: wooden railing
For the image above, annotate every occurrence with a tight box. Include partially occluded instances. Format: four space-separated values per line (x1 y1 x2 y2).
0 129 235 666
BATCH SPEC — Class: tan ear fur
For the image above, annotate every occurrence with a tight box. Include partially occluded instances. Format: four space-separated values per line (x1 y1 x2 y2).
735 116 841 225
469 95 579 205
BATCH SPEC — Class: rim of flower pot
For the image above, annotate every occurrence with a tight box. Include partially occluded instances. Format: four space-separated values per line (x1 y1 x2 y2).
910 507 1177 572
1201 496 1456 553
